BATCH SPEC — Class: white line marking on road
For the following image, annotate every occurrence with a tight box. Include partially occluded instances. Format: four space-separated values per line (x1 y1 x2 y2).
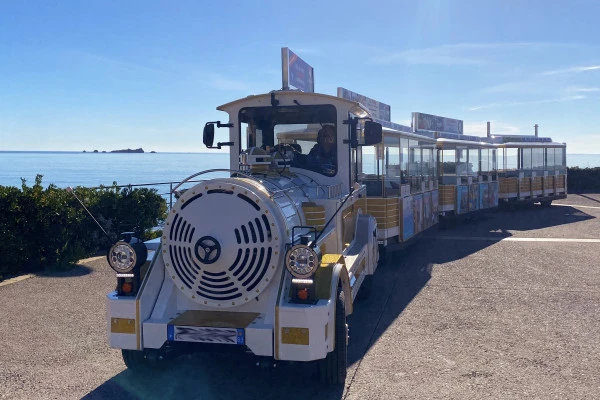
555 203 600 210
429 236 600 243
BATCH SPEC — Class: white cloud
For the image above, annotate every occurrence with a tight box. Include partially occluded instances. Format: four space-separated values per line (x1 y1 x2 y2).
373 42 578 66
541 65 600 75
469 95 585 111
567 86 600 93
463 120 520 136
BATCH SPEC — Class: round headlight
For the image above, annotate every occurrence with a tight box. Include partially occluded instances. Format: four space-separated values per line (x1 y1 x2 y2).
107 241 147 273
285 244 319 278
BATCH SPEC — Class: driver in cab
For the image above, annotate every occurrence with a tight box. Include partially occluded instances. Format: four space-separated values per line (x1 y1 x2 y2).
308 125 337 175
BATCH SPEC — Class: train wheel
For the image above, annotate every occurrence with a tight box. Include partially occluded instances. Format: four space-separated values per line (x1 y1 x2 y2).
356 274 372 301
319 289 348 386
378 244 387 265
122 349 157 372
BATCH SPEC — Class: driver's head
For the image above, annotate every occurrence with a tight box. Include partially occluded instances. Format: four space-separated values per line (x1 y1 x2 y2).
318 125 336 152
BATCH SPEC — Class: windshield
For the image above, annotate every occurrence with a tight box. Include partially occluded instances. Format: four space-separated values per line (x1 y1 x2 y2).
239 105 338 176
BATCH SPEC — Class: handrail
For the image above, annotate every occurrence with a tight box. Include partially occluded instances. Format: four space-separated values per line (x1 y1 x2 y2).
171 169 259 192
84 168 346 211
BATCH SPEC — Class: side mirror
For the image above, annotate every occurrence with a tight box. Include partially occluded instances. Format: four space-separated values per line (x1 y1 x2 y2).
364 121 382 146
203 123 215 148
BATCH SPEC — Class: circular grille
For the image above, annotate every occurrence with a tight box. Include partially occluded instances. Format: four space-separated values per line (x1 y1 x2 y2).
162 180 282 308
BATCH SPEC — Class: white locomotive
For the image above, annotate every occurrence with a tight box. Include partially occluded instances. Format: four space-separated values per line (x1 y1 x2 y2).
106 90 383 385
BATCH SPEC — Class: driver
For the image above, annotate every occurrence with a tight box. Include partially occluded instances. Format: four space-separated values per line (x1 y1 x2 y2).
308 125 337 174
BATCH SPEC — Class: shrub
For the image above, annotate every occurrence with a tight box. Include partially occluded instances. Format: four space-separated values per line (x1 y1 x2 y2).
567 167 600 193
0 175 167 278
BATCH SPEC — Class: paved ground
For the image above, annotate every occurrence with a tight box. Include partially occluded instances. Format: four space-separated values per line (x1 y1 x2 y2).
1 194 599 400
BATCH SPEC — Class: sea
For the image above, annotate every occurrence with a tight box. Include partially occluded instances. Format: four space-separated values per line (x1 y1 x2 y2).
0 152 232 203
1 151 599 197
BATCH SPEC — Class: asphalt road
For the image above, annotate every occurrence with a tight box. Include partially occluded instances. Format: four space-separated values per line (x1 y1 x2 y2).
1 194 599 400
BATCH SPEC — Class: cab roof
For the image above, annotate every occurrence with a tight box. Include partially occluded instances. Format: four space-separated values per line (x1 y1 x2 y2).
216 90 372 117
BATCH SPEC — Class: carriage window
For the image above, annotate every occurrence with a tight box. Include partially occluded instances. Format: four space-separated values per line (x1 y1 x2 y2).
422 146 434 189
468 148 480 176
505 148 518 171
532 148 544 170
384 137 401 197
522 148 532 170
441 149 456 175
401 138 409 183
456 148 467 176
481 149 489 174
554 147 567 168
546 148 555 169
409 140 422 193
432 148 438 188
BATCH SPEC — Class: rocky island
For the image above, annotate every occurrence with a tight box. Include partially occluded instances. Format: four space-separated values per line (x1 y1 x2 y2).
110 148 145 153
84 148 155 153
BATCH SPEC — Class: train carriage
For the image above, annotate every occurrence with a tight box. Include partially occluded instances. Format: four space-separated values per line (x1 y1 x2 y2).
358 127 439 250
494 135 567 207
434 135 499 220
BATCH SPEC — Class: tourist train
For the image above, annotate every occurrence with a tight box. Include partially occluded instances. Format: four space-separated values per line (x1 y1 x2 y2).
105 49 567 386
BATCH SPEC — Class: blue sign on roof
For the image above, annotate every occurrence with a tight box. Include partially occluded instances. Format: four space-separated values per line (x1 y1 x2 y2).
282 48 314 93
412 112 464 135
376 118 412 133
337 87 391 122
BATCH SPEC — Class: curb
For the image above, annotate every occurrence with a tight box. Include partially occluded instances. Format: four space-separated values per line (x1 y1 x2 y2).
0 274 35 288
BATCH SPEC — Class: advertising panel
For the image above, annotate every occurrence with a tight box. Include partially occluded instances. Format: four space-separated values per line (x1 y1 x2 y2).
469 184 479 211
413 194 423 234
489 181 499 207
412 112 463 135
495 135 552 143
402 196 414 240
338 87 391 121
423 191 432 229
431 190 439 225
456 185 469 214
377 119 412 133
479 183 489 209
281 47 314 92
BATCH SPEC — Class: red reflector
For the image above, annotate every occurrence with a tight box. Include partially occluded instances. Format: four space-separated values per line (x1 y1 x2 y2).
297 288 309 301
122 282 133 294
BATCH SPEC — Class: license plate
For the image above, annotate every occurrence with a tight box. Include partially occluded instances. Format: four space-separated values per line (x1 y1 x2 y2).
167 325 245 345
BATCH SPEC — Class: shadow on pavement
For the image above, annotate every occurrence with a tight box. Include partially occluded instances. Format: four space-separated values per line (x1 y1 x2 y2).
39 264 93 278
83 351 343 400
434 204 594 240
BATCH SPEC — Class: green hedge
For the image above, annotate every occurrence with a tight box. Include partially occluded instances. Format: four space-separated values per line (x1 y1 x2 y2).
567 167 600 193
0 175 167 278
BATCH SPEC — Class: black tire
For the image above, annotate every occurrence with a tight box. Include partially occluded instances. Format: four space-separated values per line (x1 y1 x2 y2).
439 215 447 230
378 244 387 265
319 289 348 386
540 200 552 207
122 349 155 372
356 274 372 302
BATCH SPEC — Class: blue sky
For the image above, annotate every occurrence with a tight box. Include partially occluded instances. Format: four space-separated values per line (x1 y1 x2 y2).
1 0 599 153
